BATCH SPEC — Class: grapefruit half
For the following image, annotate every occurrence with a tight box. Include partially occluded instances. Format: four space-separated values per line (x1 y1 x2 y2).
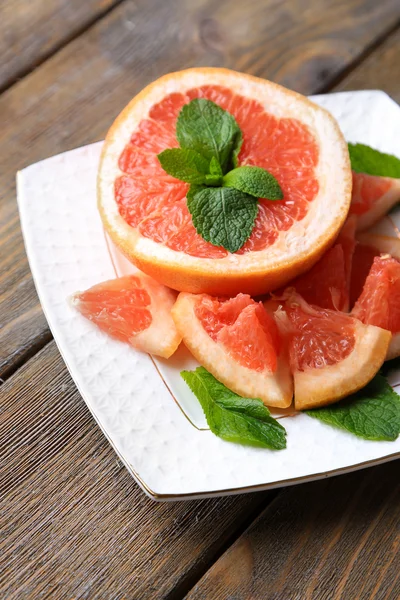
171 292 293 408
277 293 391 410
98 68 351 296
71 274 181 358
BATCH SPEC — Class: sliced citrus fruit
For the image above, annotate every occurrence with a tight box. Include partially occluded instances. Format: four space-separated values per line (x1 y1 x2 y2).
98 68 351 296
349 242 380 309
277 293 391 410
280 216 356 311
171 292 293 408
349 171 400 231
352 255 400 359
71 274 181 358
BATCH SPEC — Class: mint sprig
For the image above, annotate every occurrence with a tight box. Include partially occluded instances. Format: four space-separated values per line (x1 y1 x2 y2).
157 98 283 252
181 367 287 449
305 373 400 441
349 143 400 178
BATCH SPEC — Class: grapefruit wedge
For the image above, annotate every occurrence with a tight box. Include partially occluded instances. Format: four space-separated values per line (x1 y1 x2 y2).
352 256 400 359
349 171 400 231
98 68 351 296
171 292 293 408
71 274 181 358
278 293 391 410
280 216 356 311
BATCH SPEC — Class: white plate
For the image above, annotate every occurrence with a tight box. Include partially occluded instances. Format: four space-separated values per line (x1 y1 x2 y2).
17 90 400 500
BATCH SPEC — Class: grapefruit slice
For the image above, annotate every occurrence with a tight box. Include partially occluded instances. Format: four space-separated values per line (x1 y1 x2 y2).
280 216 356 311
352 256 400 359
278 293 391 410
349 171 400 231
71 274 181 358
349 242 380 309
98 68 351 296
171 292 293 408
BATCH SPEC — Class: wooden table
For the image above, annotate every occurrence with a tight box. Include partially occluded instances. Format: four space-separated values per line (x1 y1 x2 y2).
1 1 400 597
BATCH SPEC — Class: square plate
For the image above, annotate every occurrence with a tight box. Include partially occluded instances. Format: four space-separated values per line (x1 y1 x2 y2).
17 91 400 500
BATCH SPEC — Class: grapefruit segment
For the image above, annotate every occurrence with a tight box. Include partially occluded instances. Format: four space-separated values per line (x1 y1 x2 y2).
172 292 293 408
98 68 351 296
350 171 400 231
280 216 356 311
278 293 391 410
71 274 181 358
352 256 400 359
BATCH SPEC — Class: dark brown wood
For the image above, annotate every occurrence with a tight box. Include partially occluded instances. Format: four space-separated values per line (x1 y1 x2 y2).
186 462 400 600
1 0 400 379
0 0 121 91
335 27 400 103
0 341 274 599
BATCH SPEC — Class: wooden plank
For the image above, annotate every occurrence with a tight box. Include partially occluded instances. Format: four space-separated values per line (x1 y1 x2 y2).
1 0 400 378
334 27 400 103
0 0 121 92
0 341 274 599
186 461 400 599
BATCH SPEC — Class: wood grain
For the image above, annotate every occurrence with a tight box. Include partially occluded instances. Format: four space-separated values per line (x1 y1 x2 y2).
0 0 121 92
1 0 400 378
186 462 400 600
0 341 274 599
335 26 400 103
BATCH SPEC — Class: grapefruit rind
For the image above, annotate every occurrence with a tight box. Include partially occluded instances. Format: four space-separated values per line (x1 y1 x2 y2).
387 333 400 361
98 67 352 296
72 273 181 359
294 321 391 410
172 292 293 408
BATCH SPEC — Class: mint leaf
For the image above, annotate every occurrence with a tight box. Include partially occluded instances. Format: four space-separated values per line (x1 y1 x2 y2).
210 156 223 178
157 148 210 184
177 99 242 174
181 367 286 449
223 166 283 200
205 156 223 186
186 183 206 201
348 143 400 178
305 374 400 441
187 187 258 253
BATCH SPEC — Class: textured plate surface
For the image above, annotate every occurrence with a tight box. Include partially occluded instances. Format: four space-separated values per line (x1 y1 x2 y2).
17 91 400 500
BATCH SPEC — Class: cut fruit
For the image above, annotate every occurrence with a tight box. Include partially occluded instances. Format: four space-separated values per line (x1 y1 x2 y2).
71 274 181 358
349 171 400 231
171 292 293 408
98 67 351 296
280 216 356 311
278 293 391 410
349 242 380 309
352 256 400 359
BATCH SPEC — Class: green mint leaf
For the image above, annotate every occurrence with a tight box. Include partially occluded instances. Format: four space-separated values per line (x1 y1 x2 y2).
177 99 242 174
186 184 206 201
157 148 210 184
181 367 287 449
305 373 400 441
210 156 223 178
223 166 283 200
348 143 400 178
187 187 258 253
